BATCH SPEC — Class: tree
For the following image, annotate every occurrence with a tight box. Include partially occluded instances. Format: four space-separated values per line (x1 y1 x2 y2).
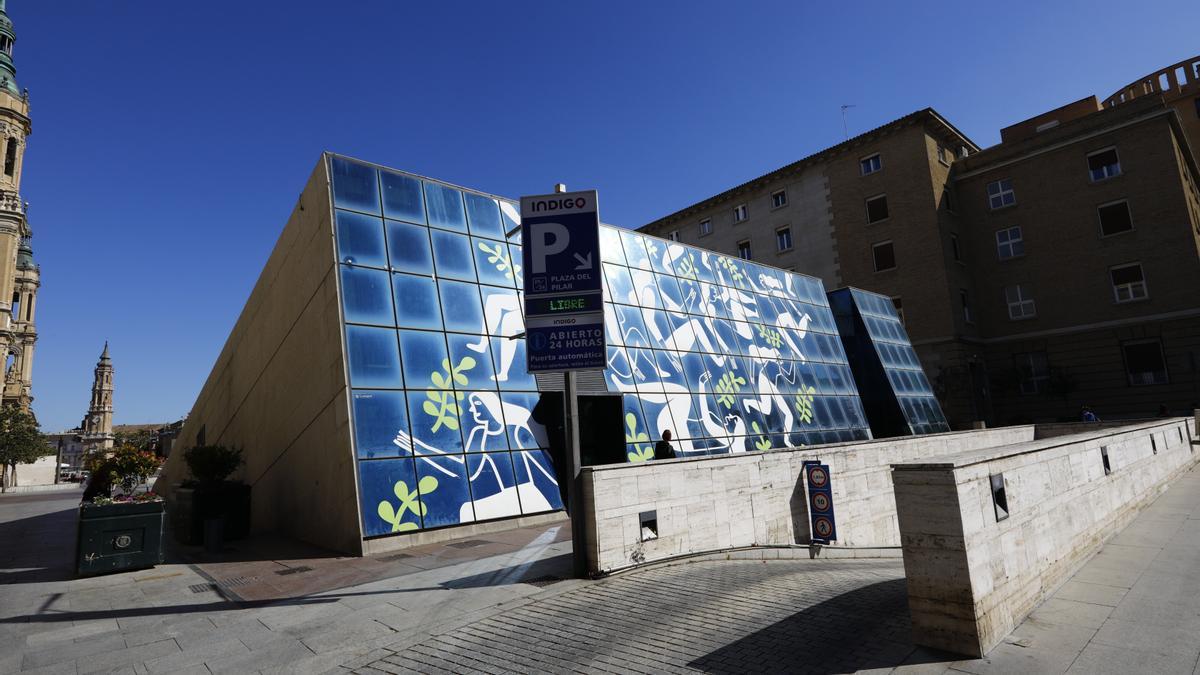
0 405 44 492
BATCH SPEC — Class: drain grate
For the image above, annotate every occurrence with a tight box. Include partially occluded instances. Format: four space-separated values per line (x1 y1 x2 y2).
274 565 313 576
378 553 413 562
188 583 217 594
522 575 563 587
445 539 490 549
216 576 256 588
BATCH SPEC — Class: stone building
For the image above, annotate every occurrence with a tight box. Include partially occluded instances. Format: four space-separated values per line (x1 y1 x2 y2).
0 0 38 412
79 343 114 451
639 56 1200 427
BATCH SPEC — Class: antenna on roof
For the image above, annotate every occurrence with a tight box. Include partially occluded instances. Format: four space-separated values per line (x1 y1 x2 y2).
840 104 856 140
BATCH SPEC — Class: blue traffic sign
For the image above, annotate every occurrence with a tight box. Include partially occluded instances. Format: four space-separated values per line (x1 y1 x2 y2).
521 190 606 373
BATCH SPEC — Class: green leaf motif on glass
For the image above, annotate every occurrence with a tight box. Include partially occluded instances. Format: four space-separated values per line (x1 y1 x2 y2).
478 241 520 280
624 412 654 463
794 385 817 424
423 357 476 432
751 422 771 451
757 324 783 349
715 371 747 408
376 476 437 533
718 257 744 284
676 253 699 280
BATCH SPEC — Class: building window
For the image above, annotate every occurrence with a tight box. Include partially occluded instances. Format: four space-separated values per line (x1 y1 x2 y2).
1122 339 1168 385
666 230 679 242
944 187 957 213
1088 148 1121 182
996 226 1024 259
891 296 905 325
1015 352 1049 395
733 204 748 223
987 179 1016 209
1195 96 1200 119
961 289 973 324
1005 284 1036 320
737 239 752 260
860 154 882 175
872 241 895 272
775 226 792 252
698 218 712 237
771 190 787 209
950 233 961 262
3 138 14 177
866 194 889 223
1098 200 1133 236
1110 263 1148 302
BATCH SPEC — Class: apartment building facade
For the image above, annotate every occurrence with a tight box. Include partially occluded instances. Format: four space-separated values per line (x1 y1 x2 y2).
640 56 1200 427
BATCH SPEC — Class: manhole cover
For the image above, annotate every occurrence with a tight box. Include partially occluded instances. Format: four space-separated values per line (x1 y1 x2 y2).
522 575 563 587
378 553 413 562
188 583 217 594
275 566 313 576
445 540 490 549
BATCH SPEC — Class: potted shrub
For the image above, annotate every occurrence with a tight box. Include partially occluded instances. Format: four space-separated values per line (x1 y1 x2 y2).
172 445 249 546
76 445 165 577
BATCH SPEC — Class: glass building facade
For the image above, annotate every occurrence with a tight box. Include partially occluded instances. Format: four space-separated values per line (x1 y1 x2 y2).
828 288 951 437
331 155 892 539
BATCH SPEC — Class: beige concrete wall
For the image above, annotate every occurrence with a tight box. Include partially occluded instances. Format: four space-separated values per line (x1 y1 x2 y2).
155 155 362 554
893 418 1198 657
580 426 1033 575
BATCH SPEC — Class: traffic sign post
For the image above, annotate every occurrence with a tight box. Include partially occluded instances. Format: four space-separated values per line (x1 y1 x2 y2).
520 187 605 580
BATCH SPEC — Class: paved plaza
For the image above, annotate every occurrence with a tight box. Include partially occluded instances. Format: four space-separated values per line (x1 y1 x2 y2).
3 466 1200 674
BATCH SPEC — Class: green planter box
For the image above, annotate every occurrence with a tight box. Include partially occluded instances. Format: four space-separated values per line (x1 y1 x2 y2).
76 500 166 577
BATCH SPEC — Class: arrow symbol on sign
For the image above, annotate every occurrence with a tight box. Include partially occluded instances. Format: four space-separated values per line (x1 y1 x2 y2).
573 253 593 270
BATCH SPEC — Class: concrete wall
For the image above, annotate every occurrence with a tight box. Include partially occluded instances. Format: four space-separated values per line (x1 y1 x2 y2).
892 418 1198 657
155 156 363 554
580 426 1033 575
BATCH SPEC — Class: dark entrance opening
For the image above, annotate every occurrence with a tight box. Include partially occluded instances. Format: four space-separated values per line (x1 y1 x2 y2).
578 395 626 467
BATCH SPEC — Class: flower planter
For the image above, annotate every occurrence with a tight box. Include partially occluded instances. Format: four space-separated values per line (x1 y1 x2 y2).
76 500 165 577
171 482 251 545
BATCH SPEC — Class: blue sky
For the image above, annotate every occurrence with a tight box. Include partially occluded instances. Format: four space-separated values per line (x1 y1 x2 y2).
16 0 1199 431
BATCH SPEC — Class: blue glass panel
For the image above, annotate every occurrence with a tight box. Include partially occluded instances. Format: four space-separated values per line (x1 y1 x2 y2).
474 237 518 287
336 210 387 268
467 452 522 519
346 325 402 388
393 273 442 330
499 392 551 449
358 459 420 536
628 268 660 308
620 230 652 270
644 238 673 275
424 182 467 232
331 157 380 215
414 454 473 527
398 329 451 389
353 390 408 459
655 273 684 309
599 226 626 265
614 304 650 348
407 389 464 455
604 263 635 305
641 309 678 351
341 265 394 326
653 350 687 391
513 449 564 513
430 230 476 282
385 220 433 275
664 312 698 353
640 394 679 443
447 333 496 392
494 339 538 391
380 170 425 224
465 193 505 240
438 279 485 334
460 391 510 453
499 201 521 237
620 396 655 463
478 286 522 336
507 243 524 290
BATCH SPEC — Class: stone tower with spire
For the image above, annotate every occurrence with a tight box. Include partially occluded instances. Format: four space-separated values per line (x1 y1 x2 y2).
80 343 114 451
0 0 38 411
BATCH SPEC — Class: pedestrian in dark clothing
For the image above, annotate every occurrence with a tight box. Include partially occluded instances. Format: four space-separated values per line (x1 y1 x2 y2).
1081 406 1100 422
654 430 675 461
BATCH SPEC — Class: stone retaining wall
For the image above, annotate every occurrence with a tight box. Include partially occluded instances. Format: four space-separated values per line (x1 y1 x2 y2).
892 418 1197 657
580 426 1033 575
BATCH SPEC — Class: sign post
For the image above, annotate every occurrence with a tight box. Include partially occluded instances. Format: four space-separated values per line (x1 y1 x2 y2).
521 186 605 579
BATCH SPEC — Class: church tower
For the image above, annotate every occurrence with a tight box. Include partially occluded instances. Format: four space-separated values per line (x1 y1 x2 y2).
0 0 37 411
81 343 114 451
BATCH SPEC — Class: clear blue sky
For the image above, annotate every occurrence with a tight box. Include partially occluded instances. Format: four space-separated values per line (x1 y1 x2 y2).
16 0 1199 432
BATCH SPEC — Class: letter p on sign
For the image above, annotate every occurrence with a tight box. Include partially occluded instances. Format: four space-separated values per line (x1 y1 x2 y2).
530 222 570 274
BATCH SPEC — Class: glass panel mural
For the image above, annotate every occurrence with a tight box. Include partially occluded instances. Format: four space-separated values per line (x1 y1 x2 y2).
330 155 920 541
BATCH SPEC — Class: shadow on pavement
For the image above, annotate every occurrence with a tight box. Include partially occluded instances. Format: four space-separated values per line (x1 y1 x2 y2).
687 578 960 674
0 503 78 586
440 552 572 589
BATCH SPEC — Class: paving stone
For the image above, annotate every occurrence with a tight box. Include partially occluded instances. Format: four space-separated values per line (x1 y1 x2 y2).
1067 642 1198 675
75 639 181 675
1027 597 1114 629
143 637 247 673
1051 580 1129 607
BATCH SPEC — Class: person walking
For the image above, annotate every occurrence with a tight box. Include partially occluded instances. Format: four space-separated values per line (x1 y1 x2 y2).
654 430 676 461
